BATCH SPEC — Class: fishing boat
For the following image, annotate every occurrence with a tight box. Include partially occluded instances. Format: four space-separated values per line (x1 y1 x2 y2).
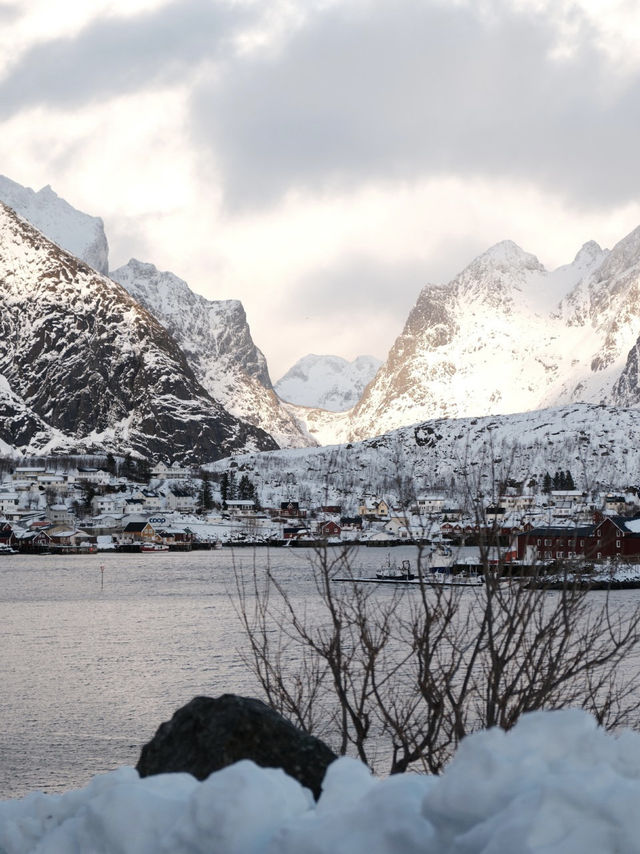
335 552 482 586
140 542 170 552
376 556 415 580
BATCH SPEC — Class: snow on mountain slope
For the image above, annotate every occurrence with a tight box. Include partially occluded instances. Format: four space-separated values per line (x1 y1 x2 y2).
0 175 109 274
0 203 277 462
342 239 614 442
110 260 313 449
210 403 640 512
546 227 640 406
280 401 352 446
275 354 382 411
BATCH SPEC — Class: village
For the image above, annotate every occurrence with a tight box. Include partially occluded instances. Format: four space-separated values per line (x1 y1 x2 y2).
0 458 638 564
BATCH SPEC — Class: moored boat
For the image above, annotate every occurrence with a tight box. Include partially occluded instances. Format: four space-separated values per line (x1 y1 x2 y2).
376 557 415 580
140 542 170 552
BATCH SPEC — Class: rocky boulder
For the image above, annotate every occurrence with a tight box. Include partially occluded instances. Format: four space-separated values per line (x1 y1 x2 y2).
136 695 337 799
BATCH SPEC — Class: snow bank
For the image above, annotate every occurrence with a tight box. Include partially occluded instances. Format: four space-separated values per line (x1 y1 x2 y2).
3 710 640 853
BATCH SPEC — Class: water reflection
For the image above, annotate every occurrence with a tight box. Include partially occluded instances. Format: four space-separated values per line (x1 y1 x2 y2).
0 547 411 798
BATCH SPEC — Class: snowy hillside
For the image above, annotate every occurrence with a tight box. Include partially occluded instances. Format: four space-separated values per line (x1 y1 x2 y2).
275 354 381 411
0 203 277 462
0 175 109 274
209 403 640 511
111 260 312 449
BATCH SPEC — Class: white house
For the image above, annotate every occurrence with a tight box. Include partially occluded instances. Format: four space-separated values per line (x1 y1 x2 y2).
76 468 113 487
166 491 197 513
417 496 447 515
91 494 127 516
0 492 20 517
151 462 191 480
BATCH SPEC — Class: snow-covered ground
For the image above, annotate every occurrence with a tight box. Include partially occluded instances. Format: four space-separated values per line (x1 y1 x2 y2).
3 710 640 853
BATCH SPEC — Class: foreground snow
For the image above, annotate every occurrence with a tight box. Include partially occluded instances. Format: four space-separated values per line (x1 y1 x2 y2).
3 710 640 853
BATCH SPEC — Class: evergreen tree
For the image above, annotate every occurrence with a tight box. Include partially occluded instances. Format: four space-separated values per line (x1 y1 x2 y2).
228 471 237 501
105 452 117 476
79 481 97 514
543 472 552 494
239 475 256 501
565 470 575 490
221 472 229 507
135 457 152 483
199 471 214 512
121 453 136 480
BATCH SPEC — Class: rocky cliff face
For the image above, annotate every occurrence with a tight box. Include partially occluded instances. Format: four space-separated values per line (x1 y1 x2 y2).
110 260 312 449
0 175 109 274
0 203 277 462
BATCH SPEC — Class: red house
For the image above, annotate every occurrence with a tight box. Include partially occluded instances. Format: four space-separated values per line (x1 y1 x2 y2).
516 515 640 562
316 520 341 537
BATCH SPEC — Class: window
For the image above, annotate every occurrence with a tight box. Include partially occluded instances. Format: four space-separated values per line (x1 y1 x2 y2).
556 551 564 559
616 540 621 548
544 538 551 546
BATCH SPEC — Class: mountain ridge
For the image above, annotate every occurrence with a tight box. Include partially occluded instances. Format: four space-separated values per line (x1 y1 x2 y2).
0 202 277 462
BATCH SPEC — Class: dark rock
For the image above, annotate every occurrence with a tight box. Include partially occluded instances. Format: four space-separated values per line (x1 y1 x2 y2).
136 695 337 799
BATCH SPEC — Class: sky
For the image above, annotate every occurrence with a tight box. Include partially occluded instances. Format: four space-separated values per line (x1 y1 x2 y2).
2 0 640 380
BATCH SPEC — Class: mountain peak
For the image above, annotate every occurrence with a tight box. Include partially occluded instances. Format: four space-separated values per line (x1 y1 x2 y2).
477 239 545 272
0 175 109 274
573 240 603 266
275 354 382 412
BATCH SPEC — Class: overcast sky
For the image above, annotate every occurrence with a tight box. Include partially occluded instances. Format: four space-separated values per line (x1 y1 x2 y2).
2 0 640 379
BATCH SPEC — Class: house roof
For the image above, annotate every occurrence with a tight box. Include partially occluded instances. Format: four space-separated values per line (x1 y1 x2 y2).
123 521 151 532
523 525 595 537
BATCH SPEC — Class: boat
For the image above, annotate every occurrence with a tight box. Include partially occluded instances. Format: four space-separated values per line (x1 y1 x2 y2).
140 542 170 552
0 543 18 555
335 553 483 586
376 557 415 580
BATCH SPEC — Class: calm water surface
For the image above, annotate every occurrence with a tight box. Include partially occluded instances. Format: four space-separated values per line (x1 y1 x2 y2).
0 546 417 799
2 546 639 799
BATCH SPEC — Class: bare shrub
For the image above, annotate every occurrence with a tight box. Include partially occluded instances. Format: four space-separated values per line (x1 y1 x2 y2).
234 543 640 775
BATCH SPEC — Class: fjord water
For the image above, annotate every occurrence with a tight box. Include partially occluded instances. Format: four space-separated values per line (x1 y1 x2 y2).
0 547 415 799
2 548 638 800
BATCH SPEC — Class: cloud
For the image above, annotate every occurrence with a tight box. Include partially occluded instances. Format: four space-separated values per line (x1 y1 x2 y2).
285 254 427 323
190 0 640 210
0 0 250 115
0 3 19 23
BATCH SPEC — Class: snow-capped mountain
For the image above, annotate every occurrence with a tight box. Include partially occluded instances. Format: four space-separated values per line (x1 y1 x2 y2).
0 175 109 274
110 260 312 449
285 228 640 445
345 238 613 440
0 202 277 462
209 403 640 511
275 354 381 411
